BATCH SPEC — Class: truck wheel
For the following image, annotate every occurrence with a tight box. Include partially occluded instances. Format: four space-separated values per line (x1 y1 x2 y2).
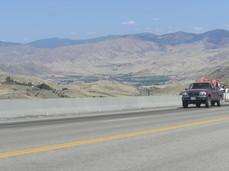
196 103 201 107
182 101 188 108
211 101 215 106
217 96 222 107
205 96 211 108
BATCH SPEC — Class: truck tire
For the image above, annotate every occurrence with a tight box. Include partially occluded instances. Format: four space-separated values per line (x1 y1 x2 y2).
205 96 211 108
182 101 188 108
217 96 222 107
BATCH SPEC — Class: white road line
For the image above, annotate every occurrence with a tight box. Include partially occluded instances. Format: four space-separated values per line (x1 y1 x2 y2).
100 117 139 122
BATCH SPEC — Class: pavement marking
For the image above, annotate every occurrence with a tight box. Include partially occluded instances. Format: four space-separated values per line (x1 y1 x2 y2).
1 117 229 158
100 117 139 122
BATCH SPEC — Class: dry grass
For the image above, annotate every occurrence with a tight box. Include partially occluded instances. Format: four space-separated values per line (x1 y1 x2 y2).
0 72 141 99
2 63 228 99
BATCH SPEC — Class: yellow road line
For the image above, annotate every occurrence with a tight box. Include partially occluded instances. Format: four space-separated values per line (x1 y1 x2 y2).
1 117 229 158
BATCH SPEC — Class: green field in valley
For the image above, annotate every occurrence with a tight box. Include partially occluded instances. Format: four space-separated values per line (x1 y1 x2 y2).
47 75 170 86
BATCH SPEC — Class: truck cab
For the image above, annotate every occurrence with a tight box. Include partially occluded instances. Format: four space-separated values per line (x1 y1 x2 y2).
182 79 224 108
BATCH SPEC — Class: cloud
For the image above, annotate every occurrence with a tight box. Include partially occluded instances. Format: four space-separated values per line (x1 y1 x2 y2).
194 27 205 31
23 38 30 42
69 32 77 35
88 32 99 35
152 17 160 21
121 20 136 25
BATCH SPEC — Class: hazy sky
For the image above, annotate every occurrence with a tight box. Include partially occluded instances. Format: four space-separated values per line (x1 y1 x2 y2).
1 0 229 43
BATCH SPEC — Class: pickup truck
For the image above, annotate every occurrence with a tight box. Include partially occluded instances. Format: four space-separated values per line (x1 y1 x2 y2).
182 81 224 108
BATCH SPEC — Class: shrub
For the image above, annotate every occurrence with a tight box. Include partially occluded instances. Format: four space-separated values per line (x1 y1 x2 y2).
37 83 53 90
5 77 14 84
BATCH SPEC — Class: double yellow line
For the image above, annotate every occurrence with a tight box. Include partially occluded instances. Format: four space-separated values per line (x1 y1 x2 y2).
1 117 229 158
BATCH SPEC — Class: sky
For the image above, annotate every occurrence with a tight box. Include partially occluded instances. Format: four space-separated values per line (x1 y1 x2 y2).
1 0 229 43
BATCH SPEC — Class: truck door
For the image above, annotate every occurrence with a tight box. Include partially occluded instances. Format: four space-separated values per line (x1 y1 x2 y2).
210 85 217 100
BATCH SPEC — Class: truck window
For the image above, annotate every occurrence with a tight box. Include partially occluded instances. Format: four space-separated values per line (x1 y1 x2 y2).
189 83 209 89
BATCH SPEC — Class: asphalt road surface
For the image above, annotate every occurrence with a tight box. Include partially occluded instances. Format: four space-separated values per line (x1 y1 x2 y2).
1 104 229 171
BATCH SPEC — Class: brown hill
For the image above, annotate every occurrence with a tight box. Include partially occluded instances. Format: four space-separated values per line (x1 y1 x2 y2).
1 30 229 84
0 72 142 99
205 65 229 85
1 37 229 79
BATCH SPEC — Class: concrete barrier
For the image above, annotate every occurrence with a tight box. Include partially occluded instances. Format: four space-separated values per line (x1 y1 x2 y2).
0 96 181 119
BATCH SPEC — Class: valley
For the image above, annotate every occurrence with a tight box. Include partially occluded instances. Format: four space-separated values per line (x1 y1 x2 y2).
1 29 229 99
47 74 170 86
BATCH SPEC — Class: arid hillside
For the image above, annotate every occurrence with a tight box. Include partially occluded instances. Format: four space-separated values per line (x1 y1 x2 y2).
1 30 229 81
205 65 229 85
1 30 229 98
0 72 144 99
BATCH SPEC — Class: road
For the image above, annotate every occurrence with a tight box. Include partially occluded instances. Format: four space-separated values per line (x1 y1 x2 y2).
1 105 229 170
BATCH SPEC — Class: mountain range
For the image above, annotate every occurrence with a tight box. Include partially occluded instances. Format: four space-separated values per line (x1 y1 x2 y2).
27 29 229 48
3 29 229 48
1 29 229 83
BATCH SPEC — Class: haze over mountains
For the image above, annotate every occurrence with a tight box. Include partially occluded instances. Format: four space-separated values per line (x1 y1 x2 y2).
1 29 229 81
